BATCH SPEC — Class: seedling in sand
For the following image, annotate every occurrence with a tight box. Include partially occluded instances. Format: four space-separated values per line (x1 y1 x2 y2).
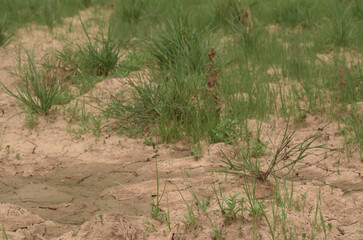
190 143 203 159
221 193 243 220
211 226 225 240
175 183 198 229
150 127 168 224
91 116 102 137
2 222 8 240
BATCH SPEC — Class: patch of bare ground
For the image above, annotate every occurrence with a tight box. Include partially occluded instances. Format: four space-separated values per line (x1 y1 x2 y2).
1 9 362 240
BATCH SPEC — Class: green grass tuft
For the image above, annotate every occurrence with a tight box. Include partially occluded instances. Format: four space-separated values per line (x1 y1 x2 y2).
0 49 68 115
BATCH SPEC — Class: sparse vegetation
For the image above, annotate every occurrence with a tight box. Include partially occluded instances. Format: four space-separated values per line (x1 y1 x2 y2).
0 0 362 239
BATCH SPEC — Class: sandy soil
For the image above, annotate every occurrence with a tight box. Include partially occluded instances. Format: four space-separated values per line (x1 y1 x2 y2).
0 10 362 240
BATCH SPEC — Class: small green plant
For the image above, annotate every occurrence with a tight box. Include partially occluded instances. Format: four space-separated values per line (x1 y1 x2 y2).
15 153 20 159
0 15 13 47
221 193 243 220
6 145 10 155
210 118 239 144
2 222 8 240
211 226 224 240
250 137 268 157
91 116 102 137
193 193 211 213
311 189 325 239
190 143 203 159
143 138 155 147
327 223 333 231
175 183 198 229
243 181 264 219
144 221 157 234
25 111 39 130
98 214 104 225
150 127 168 221
301 192 307 212
70 227 77 236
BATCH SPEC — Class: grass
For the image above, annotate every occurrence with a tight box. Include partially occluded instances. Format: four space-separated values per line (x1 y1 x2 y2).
0 49 68 115
270 0 318 27
213 0 252 27
0 0 103 31
41 0 62 32
0 15 12 47
77 17 121 77
141 15 212 76
50 17 123 92
215 123 324 182
324 0 357 47
2 222 8 240
113 0 146 24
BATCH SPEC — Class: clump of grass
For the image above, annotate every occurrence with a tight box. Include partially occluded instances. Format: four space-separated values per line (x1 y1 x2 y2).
105 74 209 142
0 15 13 47
213 0 250 26
229 19 263 48
41 0 61 32
320 0 356 47
105 72 221 143
109 0 161 46
77 18 121 76
114 0 146 24
271 0 317 27
0 49 67 115
217 123 323 182
105 46 225 143
53 17 122 88
142 16 211 76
